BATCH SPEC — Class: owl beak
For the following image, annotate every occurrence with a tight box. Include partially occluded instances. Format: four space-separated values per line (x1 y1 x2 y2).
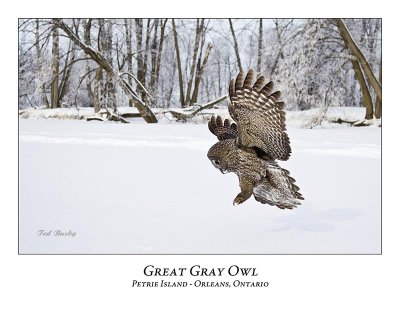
220 168 228 174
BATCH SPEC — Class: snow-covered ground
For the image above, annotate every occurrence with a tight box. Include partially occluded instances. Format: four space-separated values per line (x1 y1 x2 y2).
19 119 381 254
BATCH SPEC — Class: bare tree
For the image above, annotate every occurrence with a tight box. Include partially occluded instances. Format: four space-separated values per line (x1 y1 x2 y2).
51 20 59 108
191 43 212 105
35 19 49 108
149 18 168 96
141 19 152 101
133 19 152 103
58 38 76 105
269 19 289 77
149 18 159 97
171 19 185 107
374 58 382 119
93 67 102 113
103 20 117 110
82 19 94 108
124 19 134 91
228 19 242 72
185 19 204 105
257 19 263 72
135 19 145 99
351 59 374 119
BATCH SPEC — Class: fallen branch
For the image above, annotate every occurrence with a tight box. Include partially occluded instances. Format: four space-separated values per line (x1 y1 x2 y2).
352 118 375 127
165 95 228 122
120 112 141 118
332 118 358 125
86 105 130 123
86 116 104 121
191 95 228 116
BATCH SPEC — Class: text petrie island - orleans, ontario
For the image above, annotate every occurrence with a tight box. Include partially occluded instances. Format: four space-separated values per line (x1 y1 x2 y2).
132 279 269 288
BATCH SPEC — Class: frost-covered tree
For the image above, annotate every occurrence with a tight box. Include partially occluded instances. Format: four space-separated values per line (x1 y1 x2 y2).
19 18 381 124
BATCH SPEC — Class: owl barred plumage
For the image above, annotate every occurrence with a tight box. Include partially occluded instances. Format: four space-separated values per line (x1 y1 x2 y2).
229 69 291 161
207 69 303 209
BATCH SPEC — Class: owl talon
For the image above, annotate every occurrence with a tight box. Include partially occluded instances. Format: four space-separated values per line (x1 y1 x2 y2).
233 197 244 206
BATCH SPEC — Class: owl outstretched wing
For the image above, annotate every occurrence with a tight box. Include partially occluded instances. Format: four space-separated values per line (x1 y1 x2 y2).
208 115 238 141
252 161 303 209
228 69 291 161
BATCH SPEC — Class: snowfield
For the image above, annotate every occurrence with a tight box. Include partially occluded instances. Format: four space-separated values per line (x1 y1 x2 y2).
19 118 381 254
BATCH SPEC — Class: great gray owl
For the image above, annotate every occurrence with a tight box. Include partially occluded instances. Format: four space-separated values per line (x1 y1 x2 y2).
207 69 303 209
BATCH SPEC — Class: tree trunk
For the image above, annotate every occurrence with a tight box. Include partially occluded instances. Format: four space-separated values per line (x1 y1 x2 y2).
97 20 114 109
35 19 49 108
185 19 204 105
104 21 116 110
335 18 381 101
190 43 212 105
141 19 151 102
150 18 167 95
83 19 92 46
171 19 185 107
135 19 145 98
270 50 283 77
149 18 159 100
83 19 94 106
270 19 285 77
58 40 76 104
374 59 382 119
217 57 222 97
51 22 60 109
93 67 102 113
124 19 134 94
228 19 242 72
351 59 374 119
257 19 263 72
166 60 177 107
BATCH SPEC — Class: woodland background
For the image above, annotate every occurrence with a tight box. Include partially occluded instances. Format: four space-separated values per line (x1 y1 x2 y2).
18 18 382 123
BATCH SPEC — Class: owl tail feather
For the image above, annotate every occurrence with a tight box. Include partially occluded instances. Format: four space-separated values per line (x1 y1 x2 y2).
252 162 304 209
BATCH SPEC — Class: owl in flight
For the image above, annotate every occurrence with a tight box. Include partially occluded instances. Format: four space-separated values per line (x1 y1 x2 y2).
207 69 303 209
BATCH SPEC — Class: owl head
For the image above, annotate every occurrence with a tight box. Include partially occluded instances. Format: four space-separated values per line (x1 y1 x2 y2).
207 140 237 174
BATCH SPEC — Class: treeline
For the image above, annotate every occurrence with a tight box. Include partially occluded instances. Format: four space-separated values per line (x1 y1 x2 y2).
18 19 381 119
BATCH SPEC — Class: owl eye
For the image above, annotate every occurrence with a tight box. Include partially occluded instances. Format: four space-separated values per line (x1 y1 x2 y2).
215 160 220 165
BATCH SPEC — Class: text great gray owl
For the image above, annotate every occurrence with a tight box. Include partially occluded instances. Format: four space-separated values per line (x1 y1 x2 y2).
207 69 303 209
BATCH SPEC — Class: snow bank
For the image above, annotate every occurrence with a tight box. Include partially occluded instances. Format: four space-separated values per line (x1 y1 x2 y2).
19 106 141 120
286 107 366 127
19 107 95 120
19 106 371 128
